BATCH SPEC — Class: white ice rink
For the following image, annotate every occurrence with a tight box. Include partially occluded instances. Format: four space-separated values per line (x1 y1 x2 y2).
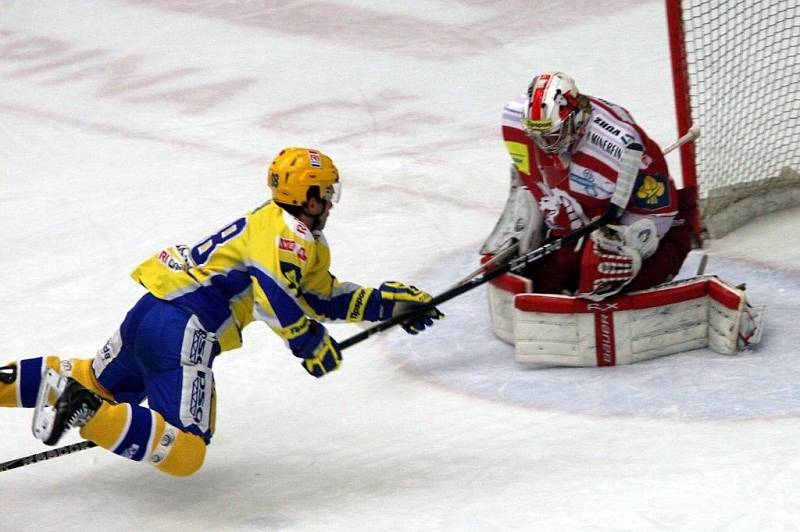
2 1 799 530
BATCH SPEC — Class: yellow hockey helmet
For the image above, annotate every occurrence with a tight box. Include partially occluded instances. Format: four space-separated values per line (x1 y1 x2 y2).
268 147 341 206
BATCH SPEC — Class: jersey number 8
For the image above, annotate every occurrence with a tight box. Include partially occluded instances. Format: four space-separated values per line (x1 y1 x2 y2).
191 217 247 265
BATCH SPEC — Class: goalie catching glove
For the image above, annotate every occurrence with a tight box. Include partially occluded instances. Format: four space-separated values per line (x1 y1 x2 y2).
576 219 659 301
378 281 445 334
292 320 342 378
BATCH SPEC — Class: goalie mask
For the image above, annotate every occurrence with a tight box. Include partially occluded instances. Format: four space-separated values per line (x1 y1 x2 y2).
522 72 590 155
268 147 341 206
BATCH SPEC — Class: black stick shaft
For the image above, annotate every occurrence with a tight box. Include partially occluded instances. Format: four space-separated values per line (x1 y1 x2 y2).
339 210 613 350
0 440 97 472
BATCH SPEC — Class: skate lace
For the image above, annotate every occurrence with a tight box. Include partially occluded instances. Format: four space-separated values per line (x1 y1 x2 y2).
67 403 96 429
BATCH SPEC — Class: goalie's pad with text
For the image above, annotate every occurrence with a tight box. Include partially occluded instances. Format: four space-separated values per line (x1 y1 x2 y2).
509 276 765 367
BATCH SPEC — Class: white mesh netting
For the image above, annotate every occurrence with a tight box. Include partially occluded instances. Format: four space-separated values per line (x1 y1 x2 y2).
680 0 799 238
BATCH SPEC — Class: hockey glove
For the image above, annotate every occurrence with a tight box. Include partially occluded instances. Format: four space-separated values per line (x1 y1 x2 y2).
291 321 342 378
576 227 643 301
378 281 444 334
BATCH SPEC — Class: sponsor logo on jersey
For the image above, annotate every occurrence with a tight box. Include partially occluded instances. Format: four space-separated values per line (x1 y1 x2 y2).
569 168 614 198
633 173 670 209
190 371 206 423
308 150 322 168
592 116 621 136
278 238 307 261
588 132 623 160
504 141 530 176
157 249 186 271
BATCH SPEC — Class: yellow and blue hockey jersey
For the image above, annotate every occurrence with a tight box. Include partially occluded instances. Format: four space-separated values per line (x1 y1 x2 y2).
131 201 386 354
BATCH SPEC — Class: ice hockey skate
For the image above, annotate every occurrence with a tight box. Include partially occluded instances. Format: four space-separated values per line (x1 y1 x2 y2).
32 369 101 446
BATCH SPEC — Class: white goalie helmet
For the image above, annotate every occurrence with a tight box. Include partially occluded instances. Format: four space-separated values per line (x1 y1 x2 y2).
522 71 590 155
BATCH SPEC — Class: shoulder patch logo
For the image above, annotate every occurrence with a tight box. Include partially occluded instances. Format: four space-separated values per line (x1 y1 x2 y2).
633 173 670 209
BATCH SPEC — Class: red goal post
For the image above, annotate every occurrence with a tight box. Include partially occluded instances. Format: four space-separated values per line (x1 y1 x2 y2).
665 0 800 239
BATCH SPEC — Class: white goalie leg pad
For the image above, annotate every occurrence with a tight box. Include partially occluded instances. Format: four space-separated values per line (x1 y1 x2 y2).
513 276 766 366
707 282 766 353
486 266 532 345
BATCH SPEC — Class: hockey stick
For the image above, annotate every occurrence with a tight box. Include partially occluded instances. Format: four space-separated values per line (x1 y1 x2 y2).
339 142 643 350
0 142 650 472
452 241 519 287
451 127 700 288
0 440 97 472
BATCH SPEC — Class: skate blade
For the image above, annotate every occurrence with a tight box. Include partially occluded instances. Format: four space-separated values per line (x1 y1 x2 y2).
31 369 67 442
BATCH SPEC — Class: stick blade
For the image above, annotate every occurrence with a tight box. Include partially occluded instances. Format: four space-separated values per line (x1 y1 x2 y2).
610 142 644 212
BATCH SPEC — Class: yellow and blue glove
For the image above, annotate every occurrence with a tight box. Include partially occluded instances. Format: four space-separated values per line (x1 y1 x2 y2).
291 321 342 378
378 281 445 335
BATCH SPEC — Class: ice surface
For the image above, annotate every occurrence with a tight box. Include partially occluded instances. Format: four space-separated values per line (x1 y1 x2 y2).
2 1 799 530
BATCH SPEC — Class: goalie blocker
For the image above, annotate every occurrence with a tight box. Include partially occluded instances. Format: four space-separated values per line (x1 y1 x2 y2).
487 272 765 367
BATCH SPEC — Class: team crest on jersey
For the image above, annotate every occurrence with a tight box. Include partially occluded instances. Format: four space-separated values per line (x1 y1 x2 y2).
633 173 670 209
537 186 589 233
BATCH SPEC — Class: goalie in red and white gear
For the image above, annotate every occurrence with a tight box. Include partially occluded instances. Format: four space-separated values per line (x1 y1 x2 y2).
482 71 764 365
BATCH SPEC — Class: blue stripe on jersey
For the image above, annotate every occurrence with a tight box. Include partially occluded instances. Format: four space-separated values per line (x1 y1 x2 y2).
19 357 44 407
248 266 304 327
112 404 152 462
169 269 252 331
303 289 348 320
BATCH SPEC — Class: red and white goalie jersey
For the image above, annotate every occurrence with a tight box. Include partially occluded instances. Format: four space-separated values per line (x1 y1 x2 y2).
502 95 678 239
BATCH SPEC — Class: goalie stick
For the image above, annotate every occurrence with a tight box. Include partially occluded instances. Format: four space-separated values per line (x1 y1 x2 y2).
1 143 647 473
662 125 700 155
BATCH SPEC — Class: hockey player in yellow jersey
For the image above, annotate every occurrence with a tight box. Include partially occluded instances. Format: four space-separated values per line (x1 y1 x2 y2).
0 147 443 477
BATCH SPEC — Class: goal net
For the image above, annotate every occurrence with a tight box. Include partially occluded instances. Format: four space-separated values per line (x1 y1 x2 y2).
666 0 800 238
